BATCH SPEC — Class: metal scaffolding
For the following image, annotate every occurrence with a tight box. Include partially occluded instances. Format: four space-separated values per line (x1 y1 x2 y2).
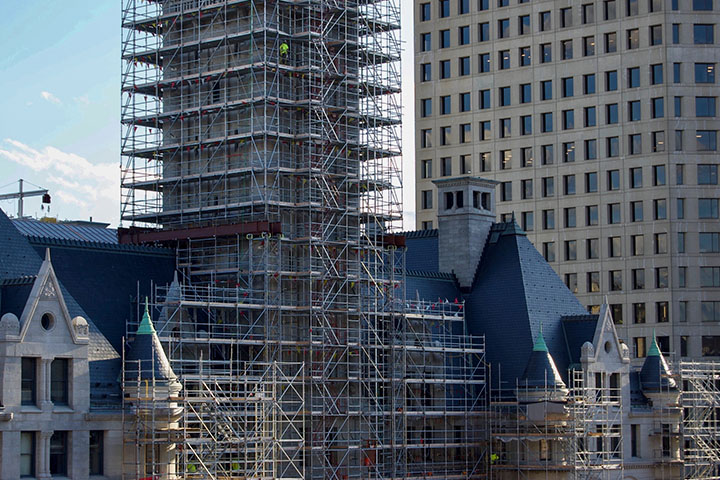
120 0 486 478
681 361 720 480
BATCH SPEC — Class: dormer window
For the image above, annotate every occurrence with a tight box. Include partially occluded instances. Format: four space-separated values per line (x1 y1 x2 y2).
21 358 37 406
51 358 69 406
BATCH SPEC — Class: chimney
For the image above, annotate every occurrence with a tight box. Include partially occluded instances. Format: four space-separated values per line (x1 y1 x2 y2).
433 177 498 289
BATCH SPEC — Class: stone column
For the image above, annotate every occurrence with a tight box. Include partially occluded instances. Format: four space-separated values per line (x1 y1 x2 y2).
40 359 52 409
37 431 52 479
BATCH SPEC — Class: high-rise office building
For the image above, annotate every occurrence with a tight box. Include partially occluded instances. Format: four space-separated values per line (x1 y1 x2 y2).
415 0 720 360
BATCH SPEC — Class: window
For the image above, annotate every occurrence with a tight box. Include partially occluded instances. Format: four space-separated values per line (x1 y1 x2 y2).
500 118 511 138
421 33 432 52
606 70 618 91
563 142 575 162
673 63 681 83
628 67 640 88
439 95 451 115
627 0 638 15
583 3 595 23
566 273 578 293
522 211 534 231
520 83 531 103
606 103 619 124
521 115 532 135
519 15 530 35
698 164 719 184
629 101 641 121
478 22 490 42
632 269 646 290
701 266 720 287
459 25 470 45
695 63 716 83
609 236 622 257
560 7 572 27
440 126 451 145
440 60 451 79
700 232 720 252
697 96 717 117
605 32 617 53
634 336 647 358
543 209 555 229
583 36 595 56
675 96 683 117
479 53 490 72
656 268 669 289
702 336 720 356
501 181 512 201
561 39 573 60
608 203 621 224
585 139 597 160
587 238 600 258
421 160 432 179
697 130 718 151
51 358 69 406
543 242 556 262
541 112 553 132
500 150 512 169
694 24 714 44
50 431 68 476
673 24 680 44
653 165 666 186
563 110 575 130
421 190 433 209
459 0 470 14
421 129 432 148
562 77 574 97
672 0 678 9
499 50 510 69
629 134 642 155
564 175 576 195
681 335 689 357
460 92 471 112
650 0 663 11
459 56 470 76
439 0 450 17
651 64 663 84
678 231 686 251
479 89 491 109
540 11 551 31
627 28 639 49
479 120 491 140
702 303 720 322
587 205 599 225
585 107 597 127
479 0 488 10
584 74 596 94
650 25 663 45
441 157 452 177
631 201 644 222
420 98 432 118
519 46 531 66
608 170 620 190
21 357 36 406
541 80 552 101
634 306 647 328
421 63 431 82
588 271 600 292
605 0 617 19
540 43 552 63
541 145 554 165
694 0 713 9
498 86 511 107
420 2 431 21
480 152 491 172
542 177 555 197
585 172 598 193
440 29 451 48
610 270 622 291
655 232 668 254
565 207 577 227
652 131 666 152
565 240 578 261
498 18 510 38
460 154 471 174
21 432 35 478
679 267 687 287
521 147 533 167
630 167 642 188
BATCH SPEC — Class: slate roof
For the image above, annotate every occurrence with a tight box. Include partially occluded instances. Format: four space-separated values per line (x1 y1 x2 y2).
12 218 119 244
0 208 122 408
639 334 678 392
125 304 176 383
404 229 439 272
519 328 566 390
561 314 600 369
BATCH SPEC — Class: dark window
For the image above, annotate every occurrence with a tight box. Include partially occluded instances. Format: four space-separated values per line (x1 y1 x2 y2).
541 112 553 132
542 177 555 197
89 431 104 475
479 53 490 72
702 336 720 356
540 43 552 63
520 83 531 103
50 431 68 476
585 107 597 127
627 28 639 49
51 358 69 406
563 110 575 130
560 7 572 27
519 46 531 66
694 0 713 10
606 70 618 91
695 63 716 83
562 39 573 60
694 24 714 44
541 80 552 100
499 86 511 106
420 98 432 117
584 36 596 56
608 170 620 190
606 103 618 124
460 92 471 112
629 100 641 121
421 2 431 21
543 209 555 229
608 203 621 223
498 18 510 38
651 64 663 84
540 11 551 31
479 22 490 42
459 26 470 45
696 96 717 117
440 0 450 17
421 33 432 52
627 0 638 15
583 3 595 23
440 60 451 79
519 15 530 35
652 97 664 118
673 24 680 44
479 89 491 109
586 205 599 225
499 50 510 69
459 0 470 14
564 175 576 195
697 130 718 151
440 29 451 48
562 77 574 97
650 25 663 45
628 67 640 88
421 63 431 82
21 357 36 406
631 201 643 222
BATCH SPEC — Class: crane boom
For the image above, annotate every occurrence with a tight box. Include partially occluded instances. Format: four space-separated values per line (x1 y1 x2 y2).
0 179 50 218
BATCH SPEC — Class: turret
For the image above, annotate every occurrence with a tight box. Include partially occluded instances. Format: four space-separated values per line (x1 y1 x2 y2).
517 327 568 403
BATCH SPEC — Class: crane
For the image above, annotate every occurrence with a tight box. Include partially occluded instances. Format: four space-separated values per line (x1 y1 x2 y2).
0 179 51 218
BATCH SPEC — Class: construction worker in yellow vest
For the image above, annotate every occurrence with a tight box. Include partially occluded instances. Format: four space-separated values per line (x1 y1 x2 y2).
280 42 289 57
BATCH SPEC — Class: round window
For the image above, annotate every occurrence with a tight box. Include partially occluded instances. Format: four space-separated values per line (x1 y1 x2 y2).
604 341 612 353
41 313 54 331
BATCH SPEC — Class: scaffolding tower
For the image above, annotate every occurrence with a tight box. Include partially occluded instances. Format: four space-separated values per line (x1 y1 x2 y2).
120 0 487 478
680 361 720 480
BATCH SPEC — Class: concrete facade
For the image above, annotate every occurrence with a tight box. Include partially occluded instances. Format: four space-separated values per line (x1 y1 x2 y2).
0 253 122 479
414 0 720 361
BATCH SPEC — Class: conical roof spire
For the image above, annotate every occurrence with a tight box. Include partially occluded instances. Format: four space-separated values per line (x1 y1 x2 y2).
520 326 566 390
125 299 176 383
533 324 549 352
136 298 156 335
639 330 677 392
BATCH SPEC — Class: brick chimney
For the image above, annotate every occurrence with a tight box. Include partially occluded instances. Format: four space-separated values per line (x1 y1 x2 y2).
433 177 498 289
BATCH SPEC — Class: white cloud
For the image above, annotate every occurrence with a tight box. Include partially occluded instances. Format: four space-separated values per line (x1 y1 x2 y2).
40 91 61 105
73 95 90 105
0 139 118 224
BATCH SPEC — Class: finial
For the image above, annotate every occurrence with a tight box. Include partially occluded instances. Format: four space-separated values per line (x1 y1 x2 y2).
136 297 156 335
647 329 661 357
533 324 549 352
45 248 51 262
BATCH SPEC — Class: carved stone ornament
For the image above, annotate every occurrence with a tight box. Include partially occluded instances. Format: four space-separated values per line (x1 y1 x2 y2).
41 280 57 299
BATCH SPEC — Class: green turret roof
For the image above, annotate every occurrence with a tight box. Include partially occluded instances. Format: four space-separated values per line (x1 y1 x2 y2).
647 330 661 357
533 325 548 352
136 299 156 335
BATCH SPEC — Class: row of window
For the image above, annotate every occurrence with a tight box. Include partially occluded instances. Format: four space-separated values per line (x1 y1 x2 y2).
632 335 720 359
539 233 703 262
588 299 720 326
421 21 714 52
419 123 718 154
21 357 68 407
20 430 104 477
420 0 714 23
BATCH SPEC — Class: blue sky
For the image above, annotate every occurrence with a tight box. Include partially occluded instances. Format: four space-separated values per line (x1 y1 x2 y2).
0 1 415 227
